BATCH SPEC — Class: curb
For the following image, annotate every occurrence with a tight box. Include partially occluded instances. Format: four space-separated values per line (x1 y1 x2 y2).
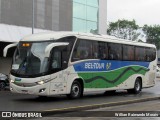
42 96 160 115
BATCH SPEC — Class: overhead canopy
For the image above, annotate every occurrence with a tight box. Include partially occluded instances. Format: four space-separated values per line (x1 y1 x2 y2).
0 24 51 43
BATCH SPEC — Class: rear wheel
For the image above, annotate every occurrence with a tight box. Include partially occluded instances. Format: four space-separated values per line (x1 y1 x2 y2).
67 80 82 99
0 82 6 90
128 78 142 94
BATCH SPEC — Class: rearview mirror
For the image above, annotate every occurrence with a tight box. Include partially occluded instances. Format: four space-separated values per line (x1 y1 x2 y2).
3 43 18 57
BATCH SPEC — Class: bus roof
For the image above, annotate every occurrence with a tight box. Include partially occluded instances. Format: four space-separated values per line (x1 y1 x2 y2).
21 31 156 48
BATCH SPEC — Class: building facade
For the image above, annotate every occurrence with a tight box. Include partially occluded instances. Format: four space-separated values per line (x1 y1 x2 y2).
0 0 107 74
0 0 107 34
73 0 98 33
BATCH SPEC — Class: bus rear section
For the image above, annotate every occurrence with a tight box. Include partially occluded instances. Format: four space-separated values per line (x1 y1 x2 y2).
70 38 157 96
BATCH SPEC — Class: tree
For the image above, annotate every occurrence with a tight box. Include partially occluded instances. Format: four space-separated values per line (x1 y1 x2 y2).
107 19 140 41
143 25 160 49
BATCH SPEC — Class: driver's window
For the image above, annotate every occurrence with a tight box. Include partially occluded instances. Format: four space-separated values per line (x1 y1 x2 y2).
50 49 61 69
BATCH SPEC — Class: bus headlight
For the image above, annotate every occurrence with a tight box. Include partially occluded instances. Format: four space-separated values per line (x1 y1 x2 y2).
37 80 45 85
36 78 51 85
10 79 15 83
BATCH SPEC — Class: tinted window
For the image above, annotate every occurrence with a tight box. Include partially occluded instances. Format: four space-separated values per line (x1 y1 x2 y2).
135 47 146 61
98 42 108 59
58 36 76 64
108 43 122 60
145 48 156 61
123 45 134 61
72 39 92 61
72 39 156 62
92 41 99 59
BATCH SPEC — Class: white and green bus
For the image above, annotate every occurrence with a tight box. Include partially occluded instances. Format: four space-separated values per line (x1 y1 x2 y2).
4 32 157 99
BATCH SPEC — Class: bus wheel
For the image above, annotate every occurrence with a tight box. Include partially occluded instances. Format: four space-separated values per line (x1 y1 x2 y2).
128 78 142 94
67 80 82 99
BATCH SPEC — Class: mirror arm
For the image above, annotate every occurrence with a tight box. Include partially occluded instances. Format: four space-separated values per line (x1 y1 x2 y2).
3 43 18 57
45 42 69 58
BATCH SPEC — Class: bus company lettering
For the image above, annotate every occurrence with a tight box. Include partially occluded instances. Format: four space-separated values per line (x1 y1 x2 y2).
85 63 104 69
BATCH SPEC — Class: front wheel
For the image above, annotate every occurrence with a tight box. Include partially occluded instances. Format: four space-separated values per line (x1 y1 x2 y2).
67 81 82 99
128 78 142 94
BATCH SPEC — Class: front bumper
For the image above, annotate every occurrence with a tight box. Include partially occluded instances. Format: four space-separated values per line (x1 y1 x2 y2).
10 82 50 96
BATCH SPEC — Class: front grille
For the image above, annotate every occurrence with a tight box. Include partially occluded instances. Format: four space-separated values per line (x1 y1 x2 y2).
13 82 37 87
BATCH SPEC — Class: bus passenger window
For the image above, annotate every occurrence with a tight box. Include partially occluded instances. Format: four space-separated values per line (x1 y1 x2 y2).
72 39 92 61
92 41 99 59
145 48 156 61
99 42 108 60
80 50 88 59
108 43 122 60
135 47 146 61
123 45 134 61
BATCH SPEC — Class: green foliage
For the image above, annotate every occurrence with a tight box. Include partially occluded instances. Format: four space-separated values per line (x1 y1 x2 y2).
143 25 160 49
107 19 140 40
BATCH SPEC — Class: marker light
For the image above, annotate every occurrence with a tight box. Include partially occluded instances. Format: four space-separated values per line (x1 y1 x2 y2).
22 43 30 47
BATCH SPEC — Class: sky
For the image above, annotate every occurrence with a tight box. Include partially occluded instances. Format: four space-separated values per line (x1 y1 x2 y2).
107 0 160 27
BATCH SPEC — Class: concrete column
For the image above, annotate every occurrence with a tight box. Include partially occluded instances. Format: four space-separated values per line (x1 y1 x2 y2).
0 57 12 75
98 0 107 35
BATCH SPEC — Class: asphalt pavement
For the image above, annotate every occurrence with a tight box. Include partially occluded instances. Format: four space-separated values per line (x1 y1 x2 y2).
0 79 160 112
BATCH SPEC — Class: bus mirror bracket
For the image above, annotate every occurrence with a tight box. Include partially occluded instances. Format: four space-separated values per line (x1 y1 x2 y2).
45 42 69 58
3 43 18 57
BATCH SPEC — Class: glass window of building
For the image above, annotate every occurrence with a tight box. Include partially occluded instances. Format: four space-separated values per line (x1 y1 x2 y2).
73 2 86 19
73 18 86 32
86 6 98 22
73 0 99 33
87 0 98 7
87 21 97 33
74 0 86 4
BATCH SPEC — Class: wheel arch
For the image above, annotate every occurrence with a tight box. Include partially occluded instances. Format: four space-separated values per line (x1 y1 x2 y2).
68 77 84 95
67 77 84 98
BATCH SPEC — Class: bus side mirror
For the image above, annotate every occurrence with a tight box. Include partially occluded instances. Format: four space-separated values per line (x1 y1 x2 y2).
45 42 69 58
3 43 18 57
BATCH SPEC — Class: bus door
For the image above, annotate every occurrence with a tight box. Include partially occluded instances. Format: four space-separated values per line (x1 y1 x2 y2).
49 46 68 94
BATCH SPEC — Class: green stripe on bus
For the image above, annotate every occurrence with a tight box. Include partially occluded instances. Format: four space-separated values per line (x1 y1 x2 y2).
78 66 149 88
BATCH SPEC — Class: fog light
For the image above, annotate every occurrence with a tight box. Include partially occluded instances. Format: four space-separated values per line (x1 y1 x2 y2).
39 88 46 93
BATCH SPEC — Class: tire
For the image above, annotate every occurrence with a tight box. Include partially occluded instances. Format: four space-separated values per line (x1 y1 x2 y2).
67 80 82 99
0 82 6 90
128 78 142 94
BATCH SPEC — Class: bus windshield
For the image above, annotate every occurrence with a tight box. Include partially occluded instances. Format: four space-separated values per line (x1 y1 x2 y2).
11 36 76 77
12 41 52 76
